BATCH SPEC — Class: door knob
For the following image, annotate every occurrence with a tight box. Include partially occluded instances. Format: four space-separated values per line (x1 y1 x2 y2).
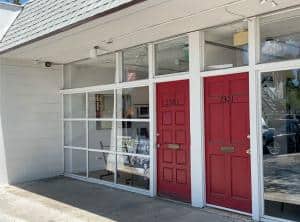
247 134 250 139
246 148 251 155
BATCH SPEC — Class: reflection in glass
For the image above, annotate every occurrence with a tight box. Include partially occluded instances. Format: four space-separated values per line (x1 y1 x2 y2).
88 91 114 118
88 151 115 182
117 87 149 119
117 155 150 189
155 36 189 75
64 149 87 177
262 70 300 221
117 122 150 155
64 53 115 89
260 9 300 63
123 45 148 82
64 121 86 147
205 21 248 70
64 93 86 118
88 121 114 151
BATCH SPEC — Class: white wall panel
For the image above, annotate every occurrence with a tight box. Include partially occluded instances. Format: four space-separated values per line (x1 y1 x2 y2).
0 59 63 184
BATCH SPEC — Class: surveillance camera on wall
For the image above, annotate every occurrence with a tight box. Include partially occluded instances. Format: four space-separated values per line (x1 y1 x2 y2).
45 62 52 67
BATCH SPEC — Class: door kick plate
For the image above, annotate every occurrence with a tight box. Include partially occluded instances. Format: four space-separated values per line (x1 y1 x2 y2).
220 146 235 153
168 144 180 149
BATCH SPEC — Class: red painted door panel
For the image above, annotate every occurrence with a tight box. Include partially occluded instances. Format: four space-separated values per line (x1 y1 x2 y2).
204 73 252 213
157 80 191 202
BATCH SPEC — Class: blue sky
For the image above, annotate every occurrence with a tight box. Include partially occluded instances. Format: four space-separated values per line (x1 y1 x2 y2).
0 0 28 4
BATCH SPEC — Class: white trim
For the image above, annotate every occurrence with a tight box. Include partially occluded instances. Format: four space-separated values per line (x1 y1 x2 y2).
87 149 115 154
86 118 114 121
116 151 149 158
149 82 156 197
249 17 261 221
205 204 252 217
115 118 150 122
153 73 190 83
85 92 89 178
256 59 300 72
148 43 155 80
63 118 87 121
64 146 87 151
189 31 205 208
199 66 250 77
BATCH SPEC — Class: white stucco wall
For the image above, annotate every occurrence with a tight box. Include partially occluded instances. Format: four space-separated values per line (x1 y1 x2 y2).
0 59 63 184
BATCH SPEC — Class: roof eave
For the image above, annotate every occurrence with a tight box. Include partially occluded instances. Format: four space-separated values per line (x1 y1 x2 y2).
0 0 145 55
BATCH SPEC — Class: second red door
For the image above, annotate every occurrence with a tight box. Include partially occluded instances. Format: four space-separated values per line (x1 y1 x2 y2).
204 73 252 213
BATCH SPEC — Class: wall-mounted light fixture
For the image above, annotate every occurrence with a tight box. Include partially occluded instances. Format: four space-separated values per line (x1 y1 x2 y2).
89 45 110 59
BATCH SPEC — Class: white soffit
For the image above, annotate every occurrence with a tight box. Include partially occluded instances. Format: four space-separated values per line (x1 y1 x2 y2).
1 0 300 64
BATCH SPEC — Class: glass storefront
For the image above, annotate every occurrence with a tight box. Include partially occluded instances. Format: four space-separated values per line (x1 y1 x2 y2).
261 69 300 221
204 21 248 70
260 8 300 63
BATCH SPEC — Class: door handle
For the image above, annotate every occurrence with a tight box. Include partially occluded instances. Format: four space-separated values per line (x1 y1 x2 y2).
246 148 251 155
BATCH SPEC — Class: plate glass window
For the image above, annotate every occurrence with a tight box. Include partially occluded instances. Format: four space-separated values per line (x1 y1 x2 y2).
155 36 189 75
261 69 300 221
204 21 248 70
123 45 148 82
64 53 115 89
260 9 300 63
116 87 149 119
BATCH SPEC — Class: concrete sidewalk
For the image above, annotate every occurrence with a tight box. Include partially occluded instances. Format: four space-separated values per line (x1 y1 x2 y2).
0 177 252 222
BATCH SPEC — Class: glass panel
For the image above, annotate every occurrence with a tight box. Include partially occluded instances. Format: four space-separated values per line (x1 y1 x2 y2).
117 154 150 190
261 70 300 221
88 151 115 182
64 121 86 147
204 21 248 70
155 36 189 75
260 9 300 63
88 121 114 151
117 121 150 155
117 86 149 119
64 53 115 89
64 149 87 177
123 45 148 82
88 91 114 118
64 93 86 118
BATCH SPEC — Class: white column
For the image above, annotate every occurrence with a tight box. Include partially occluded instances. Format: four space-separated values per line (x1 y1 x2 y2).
148 43 157 197
248 17 262 221
189 31 205 207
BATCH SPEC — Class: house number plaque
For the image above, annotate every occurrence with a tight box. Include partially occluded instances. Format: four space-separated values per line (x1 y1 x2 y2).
220 96 233 104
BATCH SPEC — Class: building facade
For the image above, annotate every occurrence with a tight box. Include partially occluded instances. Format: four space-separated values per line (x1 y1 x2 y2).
1 0 300 221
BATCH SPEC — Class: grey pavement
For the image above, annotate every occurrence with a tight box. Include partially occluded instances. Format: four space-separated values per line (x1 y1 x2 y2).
0 176 252 222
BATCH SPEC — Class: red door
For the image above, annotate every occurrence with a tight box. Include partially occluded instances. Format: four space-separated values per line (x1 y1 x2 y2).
204 73 251 213
157 80 191 202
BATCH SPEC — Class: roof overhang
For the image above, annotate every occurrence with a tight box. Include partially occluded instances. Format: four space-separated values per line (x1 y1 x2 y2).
1 0 300 64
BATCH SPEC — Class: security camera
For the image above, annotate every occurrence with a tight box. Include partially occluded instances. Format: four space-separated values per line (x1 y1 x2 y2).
45 62 52 67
